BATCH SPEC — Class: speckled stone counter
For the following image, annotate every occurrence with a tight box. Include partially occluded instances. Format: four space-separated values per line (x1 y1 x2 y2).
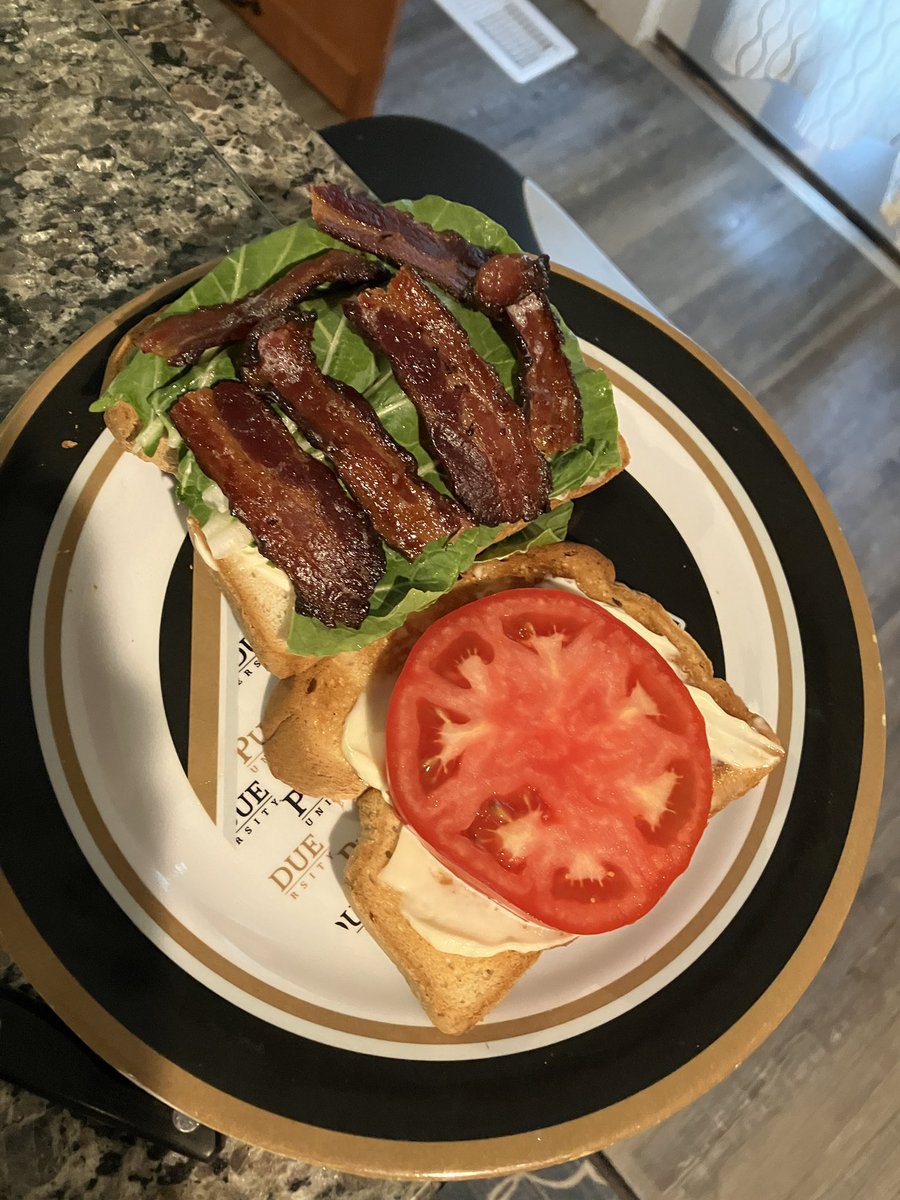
0 0 359 419
0 3 430 1196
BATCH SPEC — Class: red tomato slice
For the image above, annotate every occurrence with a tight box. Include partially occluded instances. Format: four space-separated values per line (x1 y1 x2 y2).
385 588 713 935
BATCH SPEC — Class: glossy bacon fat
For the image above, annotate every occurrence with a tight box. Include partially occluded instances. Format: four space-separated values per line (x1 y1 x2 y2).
345 267 550 526
243 314 470 559
138 250 385 366
310 185 489 301
170 382 384 628
474 254 583 455
471 252 547 309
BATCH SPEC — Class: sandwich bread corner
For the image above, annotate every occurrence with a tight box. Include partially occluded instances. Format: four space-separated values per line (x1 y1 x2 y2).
346 788 541 1036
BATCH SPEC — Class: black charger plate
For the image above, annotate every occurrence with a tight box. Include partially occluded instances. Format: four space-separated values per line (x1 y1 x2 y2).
0 266 883 1178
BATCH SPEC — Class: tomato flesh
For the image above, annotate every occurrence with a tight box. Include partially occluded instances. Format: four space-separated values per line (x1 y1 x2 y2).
385 588 713 935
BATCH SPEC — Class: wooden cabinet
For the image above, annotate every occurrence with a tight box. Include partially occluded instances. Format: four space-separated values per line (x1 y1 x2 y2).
224 0 405 118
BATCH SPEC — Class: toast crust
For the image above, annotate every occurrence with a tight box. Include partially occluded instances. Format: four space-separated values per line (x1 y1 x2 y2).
105 401 180 474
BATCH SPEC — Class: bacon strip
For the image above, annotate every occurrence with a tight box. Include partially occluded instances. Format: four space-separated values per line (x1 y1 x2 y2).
345 268 550 526
170 382 384 628
474 254 583 455
138 250 385 367
309 187 583 456
471 252 547 309
310 185 489 301
242 314 470 559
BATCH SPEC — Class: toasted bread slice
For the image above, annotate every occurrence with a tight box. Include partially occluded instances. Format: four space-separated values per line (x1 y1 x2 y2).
263 542 783 813
326 544 784 1035
102 316 629 677
345 788 540 1036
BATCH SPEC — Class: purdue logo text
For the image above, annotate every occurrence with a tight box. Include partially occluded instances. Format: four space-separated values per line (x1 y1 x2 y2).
268 834 328 898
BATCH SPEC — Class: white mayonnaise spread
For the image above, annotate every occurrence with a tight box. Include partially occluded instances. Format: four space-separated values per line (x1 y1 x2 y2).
685 685 784 769
190 520 293 596
343 675 570 955
539 576 682 668
381 827 572 956
342 669 398 794
199 511 254 560
342 575 782 955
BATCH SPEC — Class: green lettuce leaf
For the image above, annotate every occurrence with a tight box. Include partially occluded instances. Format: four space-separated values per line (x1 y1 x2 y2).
549 329 619 496
90 224 351 417
164 224 350 314
175 452 218 526
394 196 521 254
94 196 619 657
305 295 378 394
285 505 570 655
476 502 573 561
89 349 182 419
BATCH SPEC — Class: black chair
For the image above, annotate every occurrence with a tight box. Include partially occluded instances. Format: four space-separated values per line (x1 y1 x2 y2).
320 114 542 254
320 113 649 312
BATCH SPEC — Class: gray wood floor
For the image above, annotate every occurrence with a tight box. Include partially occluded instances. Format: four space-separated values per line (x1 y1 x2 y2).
200 2 899 1197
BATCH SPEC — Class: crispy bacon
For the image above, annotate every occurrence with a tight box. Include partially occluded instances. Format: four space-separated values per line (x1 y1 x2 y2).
310 185 489 301
345 267 550 526
138 250 385 367
471 252 548 310
474 254 583 455
170 382 384 628
242 314 470 558
309 187 583 456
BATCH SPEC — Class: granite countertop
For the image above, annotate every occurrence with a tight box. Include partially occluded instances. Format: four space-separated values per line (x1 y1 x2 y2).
0 0 360 420
0 2 424 1196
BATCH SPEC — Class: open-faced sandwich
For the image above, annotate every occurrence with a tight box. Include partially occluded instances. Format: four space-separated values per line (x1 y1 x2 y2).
263 541 784 1033
95 186 783 1035
95 186 626 675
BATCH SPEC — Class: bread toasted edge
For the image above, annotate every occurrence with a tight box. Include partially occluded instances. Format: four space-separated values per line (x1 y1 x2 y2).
343 788 540 1036
101 314 181 474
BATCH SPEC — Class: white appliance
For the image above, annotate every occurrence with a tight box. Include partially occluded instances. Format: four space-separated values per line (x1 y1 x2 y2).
658 0 900 252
